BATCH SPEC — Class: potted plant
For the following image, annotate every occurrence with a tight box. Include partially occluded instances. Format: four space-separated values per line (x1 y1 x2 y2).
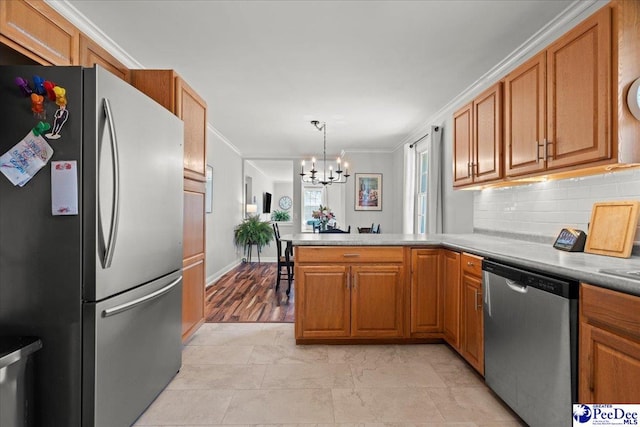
271 210 291 222
233 215 274 262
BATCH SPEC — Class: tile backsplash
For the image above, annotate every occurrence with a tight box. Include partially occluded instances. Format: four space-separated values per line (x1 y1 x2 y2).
474 168 640 244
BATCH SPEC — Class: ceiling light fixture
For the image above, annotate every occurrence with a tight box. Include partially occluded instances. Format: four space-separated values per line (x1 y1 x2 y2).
300 120 350 186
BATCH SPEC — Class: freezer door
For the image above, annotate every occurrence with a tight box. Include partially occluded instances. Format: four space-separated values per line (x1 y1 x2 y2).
83 66 184 301
82 270 182 427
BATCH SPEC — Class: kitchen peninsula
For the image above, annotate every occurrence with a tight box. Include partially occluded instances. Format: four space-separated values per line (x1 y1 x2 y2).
292 232 640 405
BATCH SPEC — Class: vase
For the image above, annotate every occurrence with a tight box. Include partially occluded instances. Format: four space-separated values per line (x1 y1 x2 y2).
320 221 328 231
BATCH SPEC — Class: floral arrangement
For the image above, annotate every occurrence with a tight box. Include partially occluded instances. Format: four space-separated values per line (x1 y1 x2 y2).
312 205 335 229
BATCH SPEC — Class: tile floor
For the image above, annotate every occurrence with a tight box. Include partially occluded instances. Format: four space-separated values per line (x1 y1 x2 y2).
134 323 525 426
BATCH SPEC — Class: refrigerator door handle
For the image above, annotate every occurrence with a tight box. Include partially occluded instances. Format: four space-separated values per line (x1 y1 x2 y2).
101 98 121 269
102 276 182 317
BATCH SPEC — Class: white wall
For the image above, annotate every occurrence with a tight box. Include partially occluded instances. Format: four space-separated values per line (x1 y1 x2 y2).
205 127 244 285
343 151 402 233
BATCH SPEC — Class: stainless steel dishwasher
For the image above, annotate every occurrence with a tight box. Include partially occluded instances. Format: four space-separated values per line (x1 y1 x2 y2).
482 259 578 427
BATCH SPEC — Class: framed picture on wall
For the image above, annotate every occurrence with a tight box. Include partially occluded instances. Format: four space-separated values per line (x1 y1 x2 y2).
355 173 382 211
205 165 213 213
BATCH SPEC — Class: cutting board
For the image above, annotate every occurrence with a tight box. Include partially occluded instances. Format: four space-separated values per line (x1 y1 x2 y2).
585 200 640 258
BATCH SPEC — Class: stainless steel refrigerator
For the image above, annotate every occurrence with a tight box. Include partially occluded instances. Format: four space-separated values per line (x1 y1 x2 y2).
0 65 184 426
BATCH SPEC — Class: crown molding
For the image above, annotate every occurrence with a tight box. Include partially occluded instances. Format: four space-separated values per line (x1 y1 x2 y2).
207 124 243 156
45 0 144 68
394 0 605 152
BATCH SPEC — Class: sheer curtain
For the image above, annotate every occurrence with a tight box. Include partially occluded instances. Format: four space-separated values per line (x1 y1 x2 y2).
402 125 443 234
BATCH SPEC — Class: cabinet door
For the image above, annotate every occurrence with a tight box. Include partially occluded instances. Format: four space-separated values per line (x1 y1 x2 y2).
473 83 503 183
461 272 484 375
453 103 474 187
176 78 208 180
296 265 350 339
351 265 404 338
546 6 611 170
79 34 130 82
580 323 640 404
443 250 461 349
182 259 205 338
182 182 206 341
0 0 79 65
410 249 442 335
504 52 547 177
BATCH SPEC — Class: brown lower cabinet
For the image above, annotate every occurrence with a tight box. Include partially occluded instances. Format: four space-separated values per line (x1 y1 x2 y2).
409 249 442 337
459 252 484 375
295 246 484 376
442 250 461 349
579 283 640 403
295 247 405 340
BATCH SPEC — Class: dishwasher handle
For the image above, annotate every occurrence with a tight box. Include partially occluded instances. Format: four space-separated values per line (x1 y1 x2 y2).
505 278 528 294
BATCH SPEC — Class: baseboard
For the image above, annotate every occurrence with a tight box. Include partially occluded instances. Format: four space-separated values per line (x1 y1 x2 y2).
206 259 242 287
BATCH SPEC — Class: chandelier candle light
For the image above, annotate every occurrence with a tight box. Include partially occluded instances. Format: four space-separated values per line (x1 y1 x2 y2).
300 120 350 186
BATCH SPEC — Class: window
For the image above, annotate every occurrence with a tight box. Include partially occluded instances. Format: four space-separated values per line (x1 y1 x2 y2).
416 150 428 234
301 185 325 231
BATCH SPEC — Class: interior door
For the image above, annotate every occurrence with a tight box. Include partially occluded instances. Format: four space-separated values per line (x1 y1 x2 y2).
83 66 184 301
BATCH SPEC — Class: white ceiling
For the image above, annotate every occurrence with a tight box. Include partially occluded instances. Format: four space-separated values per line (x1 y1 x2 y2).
63 0 575 159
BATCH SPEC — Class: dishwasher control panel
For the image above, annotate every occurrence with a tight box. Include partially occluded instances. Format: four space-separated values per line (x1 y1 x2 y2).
483 259 579 299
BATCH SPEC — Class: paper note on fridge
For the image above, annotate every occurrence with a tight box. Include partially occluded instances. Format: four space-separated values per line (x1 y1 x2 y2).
0 131 54 186
51 161 78 215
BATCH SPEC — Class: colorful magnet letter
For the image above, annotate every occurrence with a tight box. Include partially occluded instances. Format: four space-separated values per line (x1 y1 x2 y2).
43 81 57 101
32 121 51 137
15 77 32 96
33 76 46 95
53 86 67 107
31 93 45 119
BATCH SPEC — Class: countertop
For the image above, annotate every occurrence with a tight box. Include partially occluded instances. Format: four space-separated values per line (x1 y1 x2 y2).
288 233 640 297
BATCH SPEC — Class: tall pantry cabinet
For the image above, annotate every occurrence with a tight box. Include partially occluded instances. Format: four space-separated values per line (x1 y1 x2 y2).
130 70 208 342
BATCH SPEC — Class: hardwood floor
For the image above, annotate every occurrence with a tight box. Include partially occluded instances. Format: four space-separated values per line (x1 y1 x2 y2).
205 262 295 323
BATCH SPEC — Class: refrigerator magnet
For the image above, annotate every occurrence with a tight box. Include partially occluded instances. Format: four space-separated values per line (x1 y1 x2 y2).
51 161 78 215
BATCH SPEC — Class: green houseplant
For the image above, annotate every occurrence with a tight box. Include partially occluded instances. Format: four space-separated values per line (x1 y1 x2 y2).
271 210 291 222
233 215 274 261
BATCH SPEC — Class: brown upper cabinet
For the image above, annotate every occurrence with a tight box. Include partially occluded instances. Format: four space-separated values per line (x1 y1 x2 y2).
504 52 547 177
127 72 209 205
79 34 130 82
505 6 611 178
0 0 79 65
453 103 474 186
453 82 503 187
130 70 208 180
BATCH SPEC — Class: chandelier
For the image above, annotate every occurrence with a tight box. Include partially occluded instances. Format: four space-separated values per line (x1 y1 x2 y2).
300 120 350 186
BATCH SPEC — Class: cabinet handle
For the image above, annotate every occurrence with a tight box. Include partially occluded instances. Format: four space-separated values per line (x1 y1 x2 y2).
342 253 360 257
543 138 549 162
353 275 357 290
474 289 482 311
467 162 472 178
467 261 474 267
346 272 350 290
537 139 549 163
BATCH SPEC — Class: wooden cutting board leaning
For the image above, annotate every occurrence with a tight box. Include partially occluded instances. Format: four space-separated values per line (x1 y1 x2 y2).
584 200 640 258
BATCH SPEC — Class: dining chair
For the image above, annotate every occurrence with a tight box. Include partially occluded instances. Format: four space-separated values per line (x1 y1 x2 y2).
272 224 293 296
